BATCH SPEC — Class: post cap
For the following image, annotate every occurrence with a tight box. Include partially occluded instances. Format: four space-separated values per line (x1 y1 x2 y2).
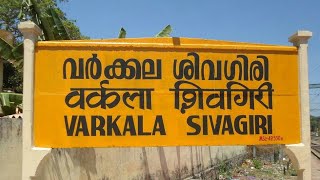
289 31 312 46
18 21 42 37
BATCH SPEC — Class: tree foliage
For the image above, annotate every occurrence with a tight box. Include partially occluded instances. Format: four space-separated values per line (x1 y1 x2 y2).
0 0 86 92
0 0 21 43
118 27 126 38
155 25 172 37
117 25 172 38
19 0 85 41
311 115 320 132
0 0 171 93
0 0 77 44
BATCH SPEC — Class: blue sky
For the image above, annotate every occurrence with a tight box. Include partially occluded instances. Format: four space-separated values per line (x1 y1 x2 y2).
59 0 320 114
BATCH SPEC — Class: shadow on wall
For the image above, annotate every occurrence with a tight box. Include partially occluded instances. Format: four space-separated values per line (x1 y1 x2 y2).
0 118 246 179
0 118 22 180
33 146 245 180
36 148 97 180
35 147 174 180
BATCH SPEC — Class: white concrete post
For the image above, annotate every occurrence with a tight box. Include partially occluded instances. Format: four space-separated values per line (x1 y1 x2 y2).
284 31 312 180
18 21 51 180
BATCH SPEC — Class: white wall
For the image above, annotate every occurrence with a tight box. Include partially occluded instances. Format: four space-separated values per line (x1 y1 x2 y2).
34 146 245 180
0 118 246 180
0 118 22 180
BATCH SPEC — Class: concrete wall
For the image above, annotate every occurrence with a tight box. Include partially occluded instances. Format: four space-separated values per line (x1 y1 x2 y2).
35 146 245 180
0 118 22 180
0 118 246 180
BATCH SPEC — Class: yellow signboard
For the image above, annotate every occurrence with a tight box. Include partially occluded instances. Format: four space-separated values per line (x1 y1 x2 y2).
34 38 300 147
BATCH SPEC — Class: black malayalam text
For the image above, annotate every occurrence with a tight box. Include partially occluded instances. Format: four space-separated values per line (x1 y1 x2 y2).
173 52 269 81
63 54 162 80
62 52 269 82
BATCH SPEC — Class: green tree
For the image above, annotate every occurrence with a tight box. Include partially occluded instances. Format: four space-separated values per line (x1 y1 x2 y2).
311 115 320 133
0 0 21 41
0 0 87 92
0 0 171 93
0 0 81 43
118 25 172 38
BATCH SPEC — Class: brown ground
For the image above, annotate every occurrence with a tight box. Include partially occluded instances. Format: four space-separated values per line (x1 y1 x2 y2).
217 158 298 180
312 153 320 180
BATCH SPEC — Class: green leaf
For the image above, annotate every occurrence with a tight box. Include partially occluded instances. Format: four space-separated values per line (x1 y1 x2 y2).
0 37 13 60
0 93 23 115
118 27 126 38
12 43 23 60
30 0 54 40
155 25 172 37
48 8 70 40
18 6 24 20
